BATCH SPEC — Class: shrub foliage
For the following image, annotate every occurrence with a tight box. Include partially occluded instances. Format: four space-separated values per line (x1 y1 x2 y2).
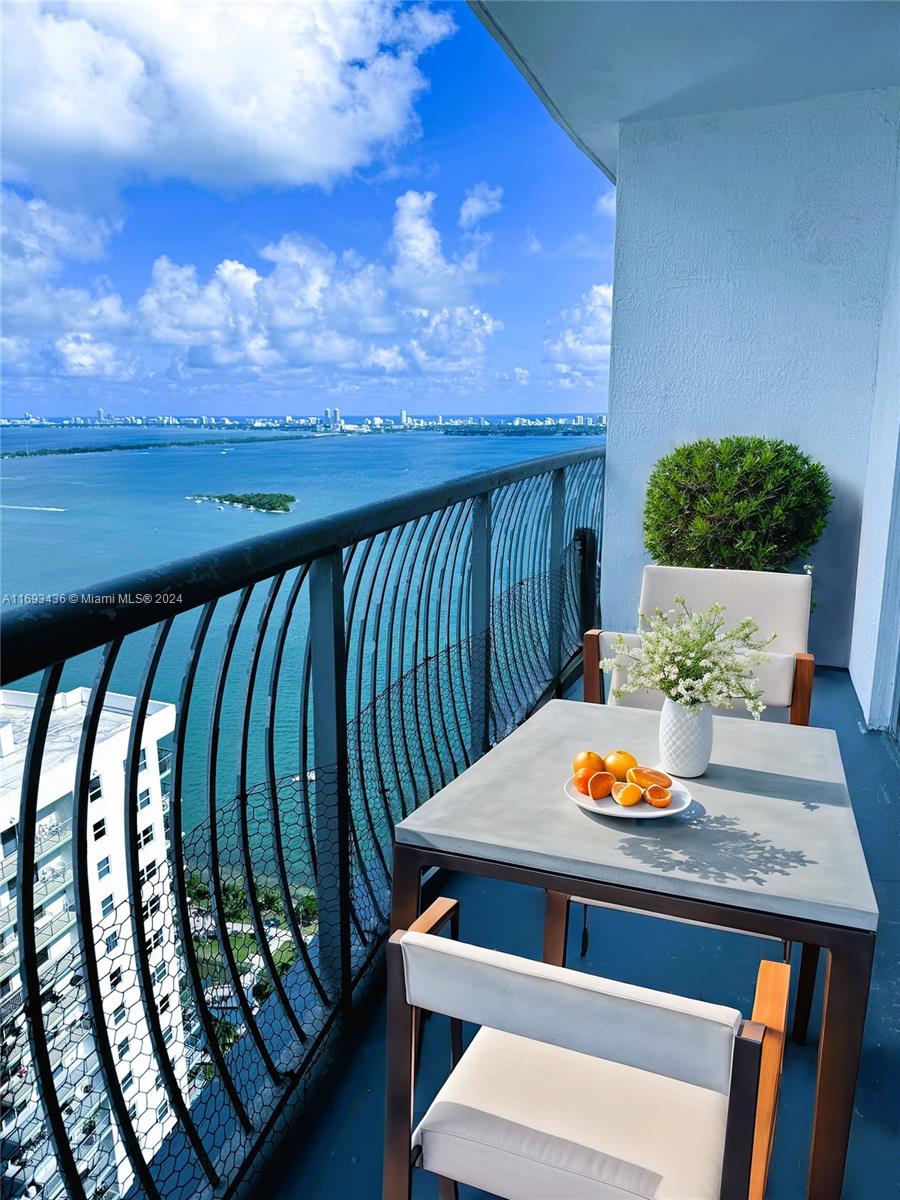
643 436 832 571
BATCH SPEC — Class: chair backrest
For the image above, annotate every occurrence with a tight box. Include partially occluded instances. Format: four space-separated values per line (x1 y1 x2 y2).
639 565 811 654
398 930 741 1094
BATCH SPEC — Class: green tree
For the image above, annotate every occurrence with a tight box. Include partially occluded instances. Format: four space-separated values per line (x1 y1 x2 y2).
186 870 210 907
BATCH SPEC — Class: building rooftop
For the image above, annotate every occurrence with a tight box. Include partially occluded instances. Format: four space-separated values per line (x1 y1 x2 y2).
0 687 172 812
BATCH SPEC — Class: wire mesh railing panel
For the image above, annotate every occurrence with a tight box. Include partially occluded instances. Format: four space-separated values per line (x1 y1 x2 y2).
0 446 604 1200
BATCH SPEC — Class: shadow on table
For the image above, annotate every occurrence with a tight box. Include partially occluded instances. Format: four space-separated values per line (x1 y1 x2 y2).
700 762 846 811
614 802 816 886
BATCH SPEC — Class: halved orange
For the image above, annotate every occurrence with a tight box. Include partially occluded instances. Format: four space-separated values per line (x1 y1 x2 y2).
645 784 673 808
585 771 615 799
626 766 673 790
611 781 643 807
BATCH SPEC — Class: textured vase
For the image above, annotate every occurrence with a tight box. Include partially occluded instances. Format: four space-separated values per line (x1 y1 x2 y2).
659 699 713 777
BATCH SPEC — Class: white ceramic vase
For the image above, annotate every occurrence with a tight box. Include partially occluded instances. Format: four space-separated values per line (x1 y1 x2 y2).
659 698 713 778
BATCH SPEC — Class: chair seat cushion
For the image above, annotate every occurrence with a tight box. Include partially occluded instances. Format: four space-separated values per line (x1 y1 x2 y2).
413 1027 729 1200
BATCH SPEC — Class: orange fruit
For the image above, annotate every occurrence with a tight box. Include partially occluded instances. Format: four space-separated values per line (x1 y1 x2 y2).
611 781 643 807
573 767 596 796
585 771 615 799
645 784 673 808
626 766 673 790
572 750 605 777
604 750 638 781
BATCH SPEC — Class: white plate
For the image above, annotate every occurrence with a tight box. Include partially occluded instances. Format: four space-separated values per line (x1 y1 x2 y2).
564 776 693 819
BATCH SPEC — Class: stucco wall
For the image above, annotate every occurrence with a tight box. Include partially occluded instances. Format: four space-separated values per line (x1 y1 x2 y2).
602 87 900 668
849 133 900 725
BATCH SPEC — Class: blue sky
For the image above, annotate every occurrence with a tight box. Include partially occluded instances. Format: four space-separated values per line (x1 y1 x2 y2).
1 2 615 417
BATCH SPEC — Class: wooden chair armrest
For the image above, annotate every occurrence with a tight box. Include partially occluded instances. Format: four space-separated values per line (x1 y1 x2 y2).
790 652 815 726
583 629 604 704
408 896 460 936
749 960 791 1200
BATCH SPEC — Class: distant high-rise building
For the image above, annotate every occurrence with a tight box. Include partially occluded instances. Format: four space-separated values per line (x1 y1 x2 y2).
324 407 332 427
333 407 342 429
97 408 106 423
400 410 408 427
437 414 443 425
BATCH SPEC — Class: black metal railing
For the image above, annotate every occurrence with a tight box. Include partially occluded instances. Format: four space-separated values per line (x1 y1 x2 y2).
0 445 605 1200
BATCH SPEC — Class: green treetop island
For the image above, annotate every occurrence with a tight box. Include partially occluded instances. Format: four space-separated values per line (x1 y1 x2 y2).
191 492 296 513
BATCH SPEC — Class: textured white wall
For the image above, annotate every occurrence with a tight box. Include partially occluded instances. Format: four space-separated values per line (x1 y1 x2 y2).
602 88 900 667
849 141 900 725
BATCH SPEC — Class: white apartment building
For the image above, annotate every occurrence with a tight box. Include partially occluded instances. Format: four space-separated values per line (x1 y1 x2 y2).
0 688 189 1200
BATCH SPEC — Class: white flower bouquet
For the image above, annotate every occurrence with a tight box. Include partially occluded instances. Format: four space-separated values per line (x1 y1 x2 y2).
601 597 775 719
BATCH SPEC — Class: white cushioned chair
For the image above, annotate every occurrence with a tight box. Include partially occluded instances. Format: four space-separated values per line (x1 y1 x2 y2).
384 900 790 1200
583 565 814 722
570 564 818 1046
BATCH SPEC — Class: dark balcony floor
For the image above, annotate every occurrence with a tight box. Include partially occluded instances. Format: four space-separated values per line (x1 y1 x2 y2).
265 668 899 1200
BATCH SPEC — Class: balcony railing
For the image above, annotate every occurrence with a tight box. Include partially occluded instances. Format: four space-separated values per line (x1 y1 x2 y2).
0 445 605 1200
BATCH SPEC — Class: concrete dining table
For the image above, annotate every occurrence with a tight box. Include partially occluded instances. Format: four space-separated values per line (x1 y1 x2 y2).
390 700 878 1200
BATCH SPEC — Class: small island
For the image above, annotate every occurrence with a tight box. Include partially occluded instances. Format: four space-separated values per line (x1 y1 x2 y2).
191 492 296 513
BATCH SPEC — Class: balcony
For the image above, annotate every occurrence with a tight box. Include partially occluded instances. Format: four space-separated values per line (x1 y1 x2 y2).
1 6 898 1198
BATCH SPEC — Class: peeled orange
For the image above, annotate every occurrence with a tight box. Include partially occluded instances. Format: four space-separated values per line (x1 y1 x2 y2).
645 784 673 808
585 771 615 799
626 766 673 790
604 750 638 781
573 767 596 796
612 781 643 807
572 750 605 777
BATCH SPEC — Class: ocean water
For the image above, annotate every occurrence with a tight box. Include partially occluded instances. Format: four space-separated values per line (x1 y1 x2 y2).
2 429 603 832
1 430 601 594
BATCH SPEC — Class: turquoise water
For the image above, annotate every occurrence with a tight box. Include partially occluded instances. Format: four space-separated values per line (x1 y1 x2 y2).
1 431 600 593
2 430 603 832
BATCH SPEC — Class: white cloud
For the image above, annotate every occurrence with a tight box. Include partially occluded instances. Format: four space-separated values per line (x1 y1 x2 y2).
1 192 130 336
514 366 529 385
390 189 482 305
459 182 503 229
594 190 616 217
545 284 613 378
2 1 455 202
363 344 407 372
4 183 504 383
54 332 136 378
407 305 502 374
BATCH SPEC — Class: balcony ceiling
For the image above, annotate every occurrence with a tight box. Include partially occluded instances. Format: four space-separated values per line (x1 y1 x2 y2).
470 1 900 181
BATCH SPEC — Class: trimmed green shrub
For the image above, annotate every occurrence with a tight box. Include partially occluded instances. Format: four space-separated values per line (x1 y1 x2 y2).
643 436 832 571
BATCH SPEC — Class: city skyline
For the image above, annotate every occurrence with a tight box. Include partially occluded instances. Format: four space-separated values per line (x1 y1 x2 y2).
1 4 614 418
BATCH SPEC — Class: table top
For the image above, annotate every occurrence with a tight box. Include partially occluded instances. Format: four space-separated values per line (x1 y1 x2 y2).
396 701 879 932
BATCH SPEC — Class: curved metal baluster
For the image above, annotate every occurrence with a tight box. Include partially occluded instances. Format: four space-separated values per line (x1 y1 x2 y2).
208 587 281 1082
370 523 411 818
344 538 392 890
489 482 522 730
298 629 317 877
237 575 308 1047
71 639 162 1198
398 509 442 800
351 530 396 866
124 619 220 1185
409 507 453 796
170 600 253 1131
434 500 471 773
16 663 88 1200
447 503 473 762
385 516 428 809
417 502 460 789
264 565 329 1008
